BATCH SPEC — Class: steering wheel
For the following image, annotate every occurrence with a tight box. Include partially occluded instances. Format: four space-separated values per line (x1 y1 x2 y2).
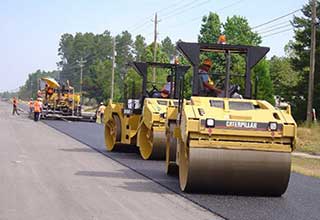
217 84 241 98
228 84 240 97
147 84 161 97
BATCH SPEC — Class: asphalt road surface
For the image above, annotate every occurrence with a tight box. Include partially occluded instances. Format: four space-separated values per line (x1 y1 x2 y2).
7 101 320 220
0 101 218 220
43 118 320 220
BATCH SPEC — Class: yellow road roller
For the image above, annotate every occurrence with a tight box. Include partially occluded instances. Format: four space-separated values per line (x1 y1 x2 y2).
166 42 297 196
104 62 190 160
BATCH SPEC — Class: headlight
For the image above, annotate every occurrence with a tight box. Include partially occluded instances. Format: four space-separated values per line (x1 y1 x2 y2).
206 118 215 128
160 113 166 118
269 122 278 131
123 109 132 115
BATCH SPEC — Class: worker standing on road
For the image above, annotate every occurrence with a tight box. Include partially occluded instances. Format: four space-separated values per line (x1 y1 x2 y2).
12 97 20 115
98 102 106 124
28 98 34 117
33 98 41 121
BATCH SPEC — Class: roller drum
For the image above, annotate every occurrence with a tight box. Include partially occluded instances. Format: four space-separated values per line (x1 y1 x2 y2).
139 123 166 160
104 115 121 151
179 141 291 196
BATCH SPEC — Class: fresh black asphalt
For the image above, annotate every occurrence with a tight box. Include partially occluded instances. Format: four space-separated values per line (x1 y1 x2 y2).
43 120 320 220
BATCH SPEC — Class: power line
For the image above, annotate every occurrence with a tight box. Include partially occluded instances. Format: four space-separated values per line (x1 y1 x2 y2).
130 20 153 33
252 8 301 29
261 28 293 38
255 20 291 32
157 0 188 13
165 0 245 29
258 24 292 35
161 0 211 20
128 0 192 32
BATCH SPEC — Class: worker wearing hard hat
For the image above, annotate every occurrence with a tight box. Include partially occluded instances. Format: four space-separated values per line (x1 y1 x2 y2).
33 98 42 121
12 97 20 115
98 102 106 124
198 58 222 96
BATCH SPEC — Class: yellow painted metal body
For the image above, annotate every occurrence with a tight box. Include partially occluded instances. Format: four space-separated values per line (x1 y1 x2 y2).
40 77 81 113
104 98 177 160
168 96 297 194
177 97 296 153
104 100 140 147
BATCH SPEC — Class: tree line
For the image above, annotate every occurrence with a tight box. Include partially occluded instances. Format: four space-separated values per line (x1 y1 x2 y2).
14 1 319 122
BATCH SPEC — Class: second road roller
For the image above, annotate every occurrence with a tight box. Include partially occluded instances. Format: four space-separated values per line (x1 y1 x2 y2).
166 41 297 196
104 61 190 160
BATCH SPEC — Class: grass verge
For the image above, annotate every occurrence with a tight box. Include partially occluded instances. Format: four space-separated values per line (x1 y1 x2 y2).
296 123 320 154
292 156 320 178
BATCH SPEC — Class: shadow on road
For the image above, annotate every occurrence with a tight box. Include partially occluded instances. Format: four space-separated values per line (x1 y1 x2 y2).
59 148 97 153
75 169 144 180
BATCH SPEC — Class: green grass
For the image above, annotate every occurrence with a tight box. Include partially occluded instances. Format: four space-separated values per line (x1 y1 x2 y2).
292 156 320 178
296 123 320 154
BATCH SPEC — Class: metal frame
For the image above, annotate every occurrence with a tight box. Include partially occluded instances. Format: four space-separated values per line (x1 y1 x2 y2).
176 41 269 99
129 61 190 110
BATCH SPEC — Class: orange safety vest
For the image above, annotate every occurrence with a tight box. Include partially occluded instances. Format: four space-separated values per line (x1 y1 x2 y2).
29 101 33 108
13 99 17 106
34 101 41 113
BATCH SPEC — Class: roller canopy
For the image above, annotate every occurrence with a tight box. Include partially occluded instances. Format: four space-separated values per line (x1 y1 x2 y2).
129 61 190 100
41 77 60 88
176 41 270 98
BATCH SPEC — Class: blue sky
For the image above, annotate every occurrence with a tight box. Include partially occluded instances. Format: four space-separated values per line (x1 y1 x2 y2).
0 0 307 92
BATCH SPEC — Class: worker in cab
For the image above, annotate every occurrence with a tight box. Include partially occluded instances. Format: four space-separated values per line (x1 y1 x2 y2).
12 97 20 115
33 98 42 121
160 75 174 98
28 98 34 117
98 102 106 123
47 87 54 96
198 58 222 96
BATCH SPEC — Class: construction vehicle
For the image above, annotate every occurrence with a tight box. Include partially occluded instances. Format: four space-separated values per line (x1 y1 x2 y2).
166 42 297 196
104 62 190 160
39 77 95 121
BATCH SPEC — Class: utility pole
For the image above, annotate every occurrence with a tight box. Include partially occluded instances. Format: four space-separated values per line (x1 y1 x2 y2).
77 57 86 104
306 0 317 126
111 37 116 100
152 13 160 82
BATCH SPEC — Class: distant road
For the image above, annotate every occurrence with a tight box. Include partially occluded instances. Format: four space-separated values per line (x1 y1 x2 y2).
0 101 218 220
44 117 320 220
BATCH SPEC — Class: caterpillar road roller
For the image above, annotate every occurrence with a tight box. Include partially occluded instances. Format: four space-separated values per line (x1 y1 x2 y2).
166 42 297 196
104 62 189 160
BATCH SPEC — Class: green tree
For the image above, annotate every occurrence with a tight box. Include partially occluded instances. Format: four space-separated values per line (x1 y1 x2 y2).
288 1 320 121
133 35 147 61
57 30 114 101
115 31 133 101
198 12 221 43
269 56 301 101
161 36 176 61
223 15 261 45
198 12 273 102
253 60 274 104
